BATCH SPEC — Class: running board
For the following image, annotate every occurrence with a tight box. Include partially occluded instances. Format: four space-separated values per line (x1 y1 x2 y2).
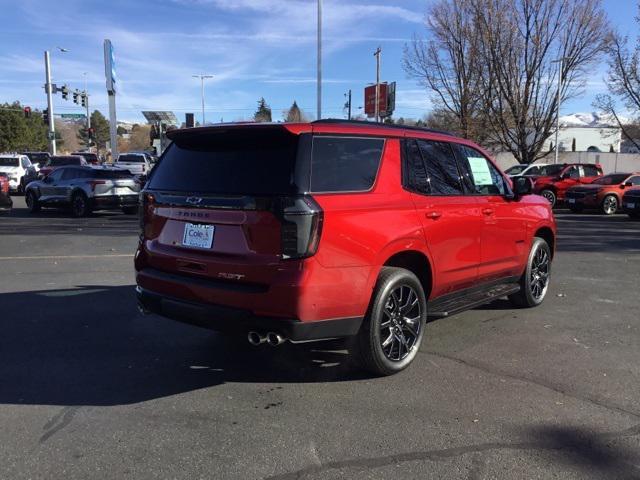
428 283 520 319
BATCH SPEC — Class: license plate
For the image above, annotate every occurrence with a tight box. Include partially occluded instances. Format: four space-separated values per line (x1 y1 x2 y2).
568 198 575 204
628 203 636 209
182 223 214 249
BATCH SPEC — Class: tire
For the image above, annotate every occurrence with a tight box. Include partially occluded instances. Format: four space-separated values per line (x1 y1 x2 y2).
122 206 138 215
355 267 427 376
540 189 556 208
509 237 552 308
71 192 91 217
25 190 40 213
601 194 618 215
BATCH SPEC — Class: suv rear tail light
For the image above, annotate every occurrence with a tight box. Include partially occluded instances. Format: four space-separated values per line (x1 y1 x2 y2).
88 180 106 191
279 196 323 260
139 192 155 231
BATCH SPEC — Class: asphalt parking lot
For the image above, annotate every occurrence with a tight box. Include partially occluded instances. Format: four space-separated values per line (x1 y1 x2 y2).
1 196 639 480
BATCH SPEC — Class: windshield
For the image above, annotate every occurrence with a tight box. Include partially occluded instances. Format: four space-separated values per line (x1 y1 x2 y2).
92 169 134 179
505 165 527 175
536 165 565 176
592 174 629 185
118 155 145 163
0 157 19 167
48 157 81 166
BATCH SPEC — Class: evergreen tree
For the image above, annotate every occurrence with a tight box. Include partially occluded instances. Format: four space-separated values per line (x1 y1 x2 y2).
254 98 272 123
0 102 48 151
285 101 304 122
78 110 110 151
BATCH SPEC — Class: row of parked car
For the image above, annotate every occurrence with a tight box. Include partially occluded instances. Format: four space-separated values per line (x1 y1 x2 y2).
0 150 156 216
505 162 640 218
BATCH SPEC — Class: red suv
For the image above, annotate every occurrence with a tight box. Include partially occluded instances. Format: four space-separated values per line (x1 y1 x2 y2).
531 163 603 207
135 121 556 375
565 172 640 215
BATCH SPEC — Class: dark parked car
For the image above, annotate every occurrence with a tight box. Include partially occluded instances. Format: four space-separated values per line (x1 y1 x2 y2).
565 172 640 215
25 166 140 217
71 151 100 165
0 173 12 213
38 155 88 178
135 120 556 376
24 151 51 170
622 186 640 219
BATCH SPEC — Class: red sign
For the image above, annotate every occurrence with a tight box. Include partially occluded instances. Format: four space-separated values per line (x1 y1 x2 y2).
364 83 388 118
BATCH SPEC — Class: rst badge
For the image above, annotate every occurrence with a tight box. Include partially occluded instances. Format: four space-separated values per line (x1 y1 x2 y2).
182 223 215 249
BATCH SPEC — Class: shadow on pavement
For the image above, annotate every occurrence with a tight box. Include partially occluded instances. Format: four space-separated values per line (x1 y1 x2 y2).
555 213 640 254
527 424 640 479
0 285 369 407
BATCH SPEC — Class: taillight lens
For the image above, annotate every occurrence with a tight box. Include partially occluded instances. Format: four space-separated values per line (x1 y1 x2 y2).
88 180 106 191
279 196 323 260
139 192 155 232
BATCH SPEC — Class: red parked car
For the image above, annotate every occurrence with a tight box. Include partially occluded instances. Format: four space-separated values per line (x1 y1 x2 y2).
38 155 87 178
531 163 603 207
0 172 12 214
135 120 556 375
565 172 640 215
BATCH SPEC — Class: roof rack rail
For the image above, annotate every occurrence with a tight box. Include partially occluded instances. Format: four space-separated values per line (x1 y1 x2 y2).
311 118 454 137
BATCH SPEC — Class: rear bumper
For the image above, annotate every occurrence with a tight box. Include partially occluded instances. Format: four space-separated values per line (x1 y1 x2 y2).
136 285 362 341
622 198 640 214
92 194 138 209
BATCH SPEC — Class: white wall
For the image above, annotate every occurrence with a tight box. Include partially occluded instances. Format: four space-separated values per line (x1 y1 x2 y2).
492 151 640 174
543 127 621 153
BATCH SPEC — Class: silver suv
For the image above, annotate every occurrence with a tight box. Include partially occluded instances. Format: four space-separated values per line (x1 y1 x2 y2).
25 166 140 217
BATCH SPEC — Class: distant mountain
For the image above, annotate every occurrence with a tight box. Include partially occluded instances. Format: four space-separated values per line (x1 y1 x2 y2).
559 112 631 127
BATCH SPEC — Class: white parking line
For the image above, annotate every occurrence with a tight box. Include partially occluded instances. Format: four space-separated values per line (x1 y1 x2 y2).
0 254 133 261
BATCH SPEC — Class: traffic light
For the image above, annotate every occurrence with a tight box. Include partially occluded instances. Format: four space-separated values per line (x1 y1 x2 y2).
23 106 31 118
42 108 49 125
73 91 79 104
81 93 87 108
61 85 69 100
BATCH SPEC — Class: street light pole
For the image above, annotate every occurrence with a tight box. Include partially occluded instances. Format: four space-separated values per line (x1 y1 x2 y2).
552 57 568 165
192 74 213 125
44 50 56 155
374 47 381 123
317 0 322 120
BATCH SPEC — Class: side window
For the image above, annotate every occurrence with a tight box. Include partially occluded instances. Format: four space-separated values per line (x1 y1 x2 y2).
582 164 600 177
62 169 79 180
628 176 640 186
565 166 580 179
454 144 506 195
528 166 540 175
310 136 384 192
21 158 30 168
416 140 463 195
402 140 430 194
47 169 64 183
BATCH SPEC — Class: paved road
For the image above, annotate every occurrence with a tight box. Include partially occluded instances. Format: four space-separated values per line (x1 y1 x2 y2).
1 196 639 479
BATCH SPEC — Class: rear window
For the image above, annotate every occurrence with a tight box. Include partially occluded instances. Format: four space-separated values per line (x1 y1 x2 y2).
310 137 384 192
118 155 145 163
48 157 81 166
27 153 49 163
92 169 134 179
0 157 19 167
148 128 301 195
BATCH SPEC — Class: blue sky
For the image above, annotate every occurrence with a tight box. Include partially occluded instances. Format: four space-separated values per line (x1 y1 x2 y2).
0 0 637 124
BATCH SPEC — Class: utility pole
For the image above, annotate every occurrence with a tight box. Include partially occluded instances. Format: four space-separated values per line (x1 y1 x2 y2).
344 90 352 120
374 47 381 123
192 74 213 125
44 51 56 155
317 0 322 120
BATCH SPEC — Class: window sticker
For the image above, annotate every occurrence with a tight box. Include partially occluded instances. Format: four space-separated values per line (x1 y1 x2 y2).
467 157 493 185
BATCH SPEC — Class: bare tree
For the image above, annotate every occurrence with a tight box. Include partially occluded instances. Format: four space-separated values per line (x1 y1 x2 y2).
595 9 640 150
403 0 486 140
406 0 609 164
475 0 608 163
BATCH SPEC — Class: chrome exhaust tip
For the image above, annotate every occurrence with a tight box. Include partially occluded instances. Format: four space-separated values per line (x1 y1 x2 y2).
247 331 266 346
266 332 287 347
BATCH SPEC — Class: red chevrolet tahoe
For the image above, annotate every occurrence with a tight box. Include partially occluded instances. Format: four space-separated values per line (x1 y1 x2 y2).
531 163 603 207
135 120 556 375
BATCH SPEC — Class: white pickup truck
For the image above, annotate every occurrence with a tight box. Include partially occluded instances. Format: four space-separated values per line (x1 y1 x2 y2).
115 153 151 176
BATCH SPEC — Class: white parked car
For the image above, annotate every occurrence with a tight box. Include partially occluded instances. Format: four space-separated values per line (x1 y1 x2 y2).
504 163 550 177
115 153 151 176
0 154 36 193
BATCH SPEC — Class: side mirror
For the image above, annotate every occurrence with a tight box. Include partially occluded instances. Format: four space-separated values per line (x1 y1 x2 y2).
623 181 632 188
512 176 533 198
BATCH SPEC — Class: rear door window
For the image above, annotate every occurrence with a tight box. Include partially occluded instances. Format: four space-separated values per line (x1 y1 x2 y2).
416 140 463 195
310 136 384 192
582 164 600 177
402 140 430 195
